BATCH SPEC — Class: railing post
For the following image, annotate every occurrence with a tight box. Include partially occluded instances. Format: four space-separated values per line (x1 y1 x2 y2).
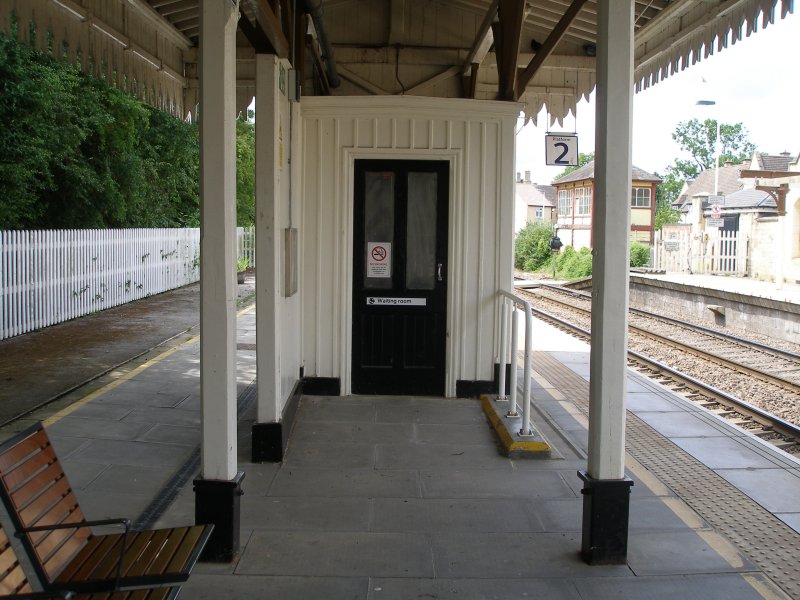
507 305 518 417
520 303 533 435
497 298 508 400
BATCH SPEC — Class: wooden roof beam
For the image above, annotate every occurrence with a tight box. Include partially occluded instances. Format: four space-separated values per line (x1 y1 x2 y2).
461 0 497 98
239 11 272 54
515 0 589 101
242 0 290 57
494 0 525 101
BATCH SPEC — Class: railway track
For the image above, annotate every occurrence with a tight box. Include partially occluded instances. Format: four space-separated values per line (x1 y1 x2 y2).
518 285 800 454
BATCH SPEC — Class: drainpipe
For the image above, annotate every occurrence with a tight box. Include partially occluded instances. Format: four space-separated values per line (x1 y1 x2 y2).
305 0 341 88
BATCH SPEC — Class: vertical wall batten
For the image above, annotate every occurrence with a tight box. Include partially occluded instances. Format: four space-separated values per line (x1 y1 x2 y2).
333 117 343 381
476 122 487 374
459 121 471 379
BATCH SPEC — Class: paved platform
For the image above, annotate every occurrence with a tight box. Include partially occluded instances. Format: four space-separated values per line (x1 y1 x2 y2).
1 278 799 598
634 271 800 306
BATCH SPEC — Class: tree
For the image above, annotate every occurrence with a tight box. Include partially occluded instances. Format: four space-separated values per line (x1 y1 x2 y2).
655 118 756 224
236 115 255 227
0 32 201 229
672 118 756 172
553 152 594 180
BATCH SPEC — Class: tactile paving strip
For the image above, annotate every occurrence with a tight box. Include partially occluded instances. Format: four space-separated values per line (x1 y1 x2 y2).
534 351 800 599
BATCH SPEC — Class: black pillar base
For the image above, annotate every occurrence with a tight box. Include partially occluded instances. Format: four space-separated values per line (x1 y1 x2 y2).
577 470 634 565
194 471 245 562
252 422 283 462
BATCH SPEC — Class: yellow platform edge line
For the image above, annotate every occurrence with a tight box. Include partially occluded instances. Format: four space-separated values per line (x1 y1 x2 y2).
43 301 257 427
480 394 551 454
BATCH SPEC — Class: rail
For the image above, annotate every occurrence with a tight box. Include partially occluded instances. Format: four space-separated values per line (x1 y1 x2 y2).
496 290 534 436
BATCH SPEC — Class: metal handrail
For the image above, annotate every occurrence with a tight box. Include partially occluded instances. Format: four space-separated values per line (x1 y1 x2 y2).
497 290 533 435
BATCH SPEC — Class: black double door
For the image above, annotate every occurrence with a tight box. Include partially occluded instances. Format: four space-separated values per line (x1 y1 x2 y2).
352 160 449 395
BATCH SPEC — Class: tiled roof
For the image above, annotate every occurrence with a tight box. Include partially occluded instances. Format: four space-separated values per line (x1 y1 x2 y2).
516 182 556 207
675 164 744 209
713 188 777 210
552 161 661 185
753 152 795 172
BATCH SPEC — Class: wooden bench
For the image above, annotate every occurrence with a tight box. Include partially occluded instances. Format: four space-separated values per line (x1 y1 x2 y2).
0 519 181 599
0 423 212 596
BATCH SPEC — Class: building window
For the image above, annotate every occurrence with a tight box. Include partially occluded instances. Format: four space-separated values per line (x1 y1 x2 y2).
631 187 651 208
535 207 543 218
557 190 572 216
575 187 591 215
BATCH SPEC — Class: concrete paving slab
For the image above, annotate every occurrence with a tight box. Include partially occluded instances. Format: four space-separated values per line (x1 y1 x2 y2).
46 433 92 458
56 403 134 421
237 462 280 496
241 497 371 531
59 461 108 490
139 423 200 446
634 411 732 438
283 442 376 469
430 531 630 578
572 573 769 600
625 391 689 413
269 468 420 498
671 436 788 469
775 511 800 533
419 469 575 499
49 415 154 441
371 498 540 533
375 442 507 470
75 489 155 521
182 574 368 600
715 468 800 513
367 577 581 599
83 463 174 497
236 531 434 577
67 438 194 467
299 398 377 423
375 400 486 425
414 422 496 445
122 406 200 427
290 420 415 445
627 530 754 575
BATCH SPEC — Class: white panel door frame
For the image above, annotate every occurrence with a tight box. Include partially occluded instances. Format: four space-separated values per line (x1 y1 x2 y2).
340 148 462 396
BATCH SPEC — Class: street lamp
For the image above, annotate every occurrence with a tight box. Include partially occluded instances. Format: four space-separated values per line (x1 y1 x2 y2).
696 99 721 196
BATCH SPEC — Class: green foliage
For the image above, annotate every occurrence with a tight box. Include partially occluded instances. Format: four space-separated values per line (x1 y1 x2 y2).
0 33 200 229
514 221 553 272
555 246 592 279
672 118 756 172
654 118 755 227
236 116 255 226
553 152 594 181
629 242 650 267
653 168 682 230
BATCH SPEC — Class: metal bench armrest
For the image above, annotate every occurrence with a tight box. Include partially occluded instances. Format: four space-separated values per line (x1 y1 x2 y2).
17 518 131 591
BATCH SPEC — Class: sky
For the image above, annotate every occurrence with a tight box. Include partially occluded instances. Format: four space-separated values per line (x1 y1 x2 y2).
515 10 800 184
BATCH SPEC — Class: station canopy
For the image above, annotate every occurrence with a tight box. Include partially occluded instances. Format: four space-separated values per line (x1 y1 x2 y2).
11 0 794 124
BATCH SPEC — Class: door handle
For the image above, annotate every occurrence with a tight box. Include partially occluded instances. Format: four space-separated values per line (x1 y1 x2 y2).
437 263 443 281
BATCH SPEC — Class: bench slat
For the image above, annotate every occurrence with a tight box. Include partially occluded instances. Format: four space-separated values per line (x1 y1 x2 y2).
0 424 210 596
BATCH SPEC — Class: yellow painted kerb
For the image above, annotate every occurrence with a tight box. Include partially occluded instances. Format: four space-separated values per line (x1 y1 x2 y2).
480 395 551 454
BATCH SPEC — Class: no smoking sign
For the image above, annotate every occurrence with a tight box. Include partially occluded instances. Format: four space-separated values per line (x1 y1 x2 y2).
367 242 392 278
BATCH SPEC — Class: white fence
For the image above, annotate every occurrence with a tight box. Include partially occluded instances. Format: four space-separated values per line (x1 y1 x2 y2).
653 228 748 276
1 227 256 340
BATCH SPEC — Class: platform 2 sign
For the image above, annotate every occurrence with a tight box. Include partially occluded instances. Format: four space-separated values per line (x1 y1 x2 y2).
545 134 578 166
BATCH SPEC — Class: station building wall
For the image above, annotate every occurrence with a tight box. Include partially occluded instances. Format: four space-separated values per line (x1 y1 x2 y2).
298 96 519 396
